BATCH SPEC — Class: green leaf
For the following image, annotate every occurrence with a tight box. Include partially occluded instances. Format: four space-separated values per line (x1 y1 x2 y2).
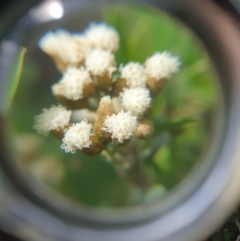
4 47 27 114
154 116 198 134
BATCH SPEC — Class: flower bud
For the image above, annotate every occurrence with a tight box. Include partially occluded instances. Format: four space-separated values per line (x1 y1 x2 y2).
135 119 153 139
85 49 116 90
94 96 114 142
145 51 180 96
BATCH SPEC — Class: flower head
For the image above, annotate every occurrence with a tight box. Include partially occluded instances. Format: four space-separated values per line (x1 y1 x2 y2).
39 30 90 67
97 96 113 115
135 120 153 138
120 62 147 88
38 30 69 56
54 66 93 100
102 110 137 143
120 87 151 116
62 34 91 66
145 51 181 80
85 23 119 52
34 105 71 135
85 49 116 77
61 120 93 153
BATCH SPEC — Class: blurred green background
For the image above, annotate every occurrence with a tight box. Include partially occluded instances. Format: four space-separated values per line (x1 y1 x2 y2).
7 4 218 208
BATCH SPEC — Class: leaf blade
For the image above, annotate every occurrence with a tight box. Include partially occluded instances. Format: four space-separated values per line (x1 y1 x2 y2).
5 47 27 114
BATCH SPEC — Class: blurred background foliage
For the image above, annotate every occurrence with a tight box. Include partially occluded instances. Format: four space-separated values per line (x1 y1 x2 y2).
6 4 218 208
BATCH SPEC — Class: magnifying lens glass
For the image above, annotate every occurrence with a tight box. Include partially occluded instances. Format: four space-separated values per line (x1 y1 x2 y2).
1 0 240 241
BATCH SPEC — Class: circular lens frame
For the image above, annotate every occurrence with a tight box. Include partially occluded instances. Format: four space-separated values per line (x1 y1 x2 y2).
1 0 240 241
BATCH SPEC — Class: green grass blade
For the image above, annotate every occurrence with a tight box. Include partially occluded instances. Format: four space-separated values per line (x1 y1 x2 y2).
5 47 27 114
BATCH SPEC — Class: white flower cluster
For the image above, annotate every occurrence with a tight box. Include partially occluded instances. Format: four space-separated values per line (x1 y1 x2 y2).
120 62 147 88
39 30 91 67
61 120 93 153
39 23 119 69
120 87 151 116
35 22 181 155
34 105 71 135
100 88 150 143
39 23 119 101
145 51 180 80
52 66 93 101
84 23 119 52
102 110 137 143
85 49 116 77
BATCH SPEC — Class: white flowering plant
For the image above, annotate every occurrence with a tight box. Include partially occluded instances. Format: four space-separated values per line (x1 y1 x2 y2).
35 22 181 155
31 21 185 201
8 6 218 207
